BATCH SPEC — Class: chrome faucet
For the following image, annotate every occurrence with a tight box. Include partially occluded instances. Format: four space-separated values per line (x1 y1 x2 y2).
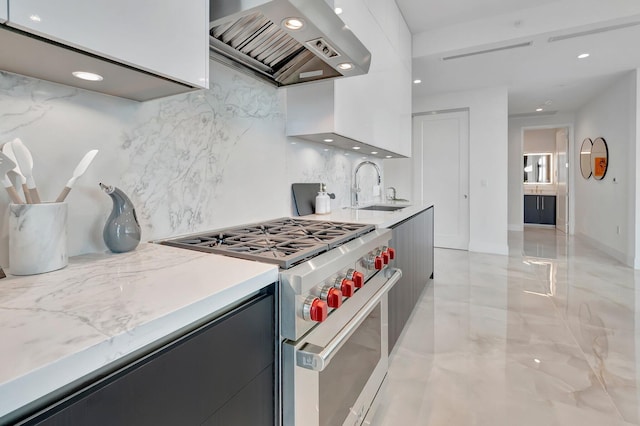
385 186 409 202
353 161 381 207
386 186 397 200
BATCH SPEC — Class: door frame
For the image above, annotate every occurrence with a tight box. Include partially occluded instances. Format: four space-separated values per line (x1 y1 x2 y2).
519 124 575 235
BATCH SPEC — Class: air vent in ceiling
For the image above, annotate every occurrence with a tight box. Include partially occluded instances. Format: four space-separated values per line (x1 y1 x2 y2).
509 111 558 119
548 21 640 42
442 42 532 61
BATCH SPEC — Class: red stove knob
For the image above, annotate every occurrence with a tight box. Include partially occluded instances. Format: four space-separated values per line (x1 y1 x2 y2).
325 288 342 308
388 247 396 260
374 256 384 270
335 278 355 297
348 269 365 288
382 251 390 264
304 297 328 322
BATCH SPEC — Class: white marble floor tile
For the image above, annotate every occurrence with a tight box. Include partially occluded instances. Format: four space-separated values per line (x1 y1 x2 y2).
372 229 640 425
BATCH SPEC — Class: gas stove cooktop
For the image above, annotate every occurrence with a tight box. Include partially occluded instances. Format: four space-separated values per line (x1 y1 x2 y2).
160 218 375 269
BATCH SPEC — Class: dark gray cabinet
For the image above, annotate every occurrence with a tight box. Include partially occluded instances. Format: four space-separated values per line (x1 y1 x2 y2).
388 207 434 354
524 195 556 225
19 287 276 426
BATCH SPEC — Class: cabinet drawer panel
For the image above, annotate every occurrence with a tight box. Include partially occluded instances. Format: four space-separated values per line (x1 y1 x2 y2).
202 366 274 426
28 293 274 426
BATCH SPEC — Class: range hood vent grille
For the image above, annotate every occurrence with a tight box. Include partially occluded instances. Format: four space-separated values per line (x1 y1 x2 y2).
211 12 305 72
208 0 370 87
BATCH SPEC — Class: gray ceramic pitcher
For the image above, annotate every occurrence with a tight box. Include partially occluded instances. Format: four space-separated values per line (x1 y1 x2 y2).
100 183 141 253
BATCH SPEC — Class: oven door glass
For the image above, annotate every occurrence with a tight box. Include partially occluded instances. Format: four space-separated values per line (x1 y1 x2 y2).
319 304 381 426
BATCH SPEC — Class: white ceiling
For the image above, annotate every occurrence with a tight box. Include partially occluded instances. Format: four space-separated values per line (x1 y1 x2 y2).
395 0 640 116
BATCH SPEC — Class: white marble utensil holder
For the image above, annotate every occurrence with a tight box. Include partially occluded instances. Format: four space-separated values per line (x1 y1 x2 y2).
9 202 68 275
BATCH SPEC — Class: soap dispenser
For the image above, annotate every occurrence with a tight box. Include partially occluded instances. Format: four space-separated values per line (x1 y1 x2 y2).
323 183 331 214
315 183 330 215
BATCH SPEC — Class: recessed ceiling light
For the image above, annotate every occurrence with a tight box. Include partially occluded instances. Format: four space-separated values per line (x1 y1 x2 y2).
29 14 41 22
386 155 393 158
290 142 297 145
337 63 353 71
413 79 422 84
536 108 543 112
334 7 343 15
323 138 334 142
534 358 541 364
283 17 304 30
578 53 590 59
72 71 104 81
371 151 378 154
324 148 329 151
353 146 360 150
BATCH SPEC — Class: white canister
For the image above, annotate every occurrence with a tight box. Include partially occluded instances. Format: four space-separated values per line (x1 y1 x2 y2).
315 192 329 215
324 192 331 213
9 202 68 275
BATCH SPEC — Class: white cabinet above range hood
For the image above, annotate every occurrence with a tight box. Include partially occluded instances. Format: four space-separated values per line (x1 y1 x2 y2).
286 0 411 158
209 0 371 86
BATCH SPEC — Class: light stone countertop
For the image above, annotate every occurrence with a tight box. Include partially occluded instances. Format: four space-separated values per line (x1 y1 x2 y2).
304 201 434 229
0 243 278 421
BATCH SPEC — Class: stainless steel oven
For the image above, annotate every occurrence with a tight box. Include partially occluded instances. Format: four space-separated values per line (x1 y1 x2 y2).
282 267 401 426
278 227 400 426
159 219 400 426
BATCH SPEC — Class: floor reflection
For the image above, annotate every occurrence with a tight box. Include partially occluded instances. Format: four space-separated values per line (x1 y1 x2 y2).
372 228 640 426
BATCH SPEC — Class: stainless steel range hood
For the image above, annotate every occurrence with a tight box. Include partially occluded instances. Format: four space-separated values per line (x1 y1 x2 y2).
209 0 371 86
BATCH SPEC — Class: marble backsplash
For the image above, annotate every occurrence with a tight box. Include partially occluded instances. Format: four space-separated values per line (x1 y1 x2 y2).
0 62 383 263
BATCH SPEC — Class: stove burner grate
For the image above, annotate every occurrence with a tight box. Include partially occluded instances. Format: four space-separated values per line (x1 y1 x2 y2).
160 218 375 268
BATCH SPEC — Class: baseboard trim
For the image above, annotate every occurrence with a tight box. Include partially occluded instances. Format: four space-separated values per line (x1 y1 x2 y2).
575 232 631 267
468 241 509 256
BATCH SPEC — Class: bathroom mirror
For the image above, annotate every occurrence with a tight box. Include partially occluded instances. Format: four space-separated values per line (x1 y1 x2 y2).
523 153 552 184
591 137 608 180
580 138 592 179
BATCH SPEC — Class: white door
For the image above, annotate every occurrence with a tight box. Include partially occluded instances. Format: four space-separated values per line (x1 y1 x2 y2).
556 128 569 233
413 111 470 249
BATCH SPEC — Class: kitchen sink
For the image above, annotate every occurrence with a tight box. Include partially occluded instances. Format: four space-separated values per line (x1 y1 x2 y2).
357 205 408 211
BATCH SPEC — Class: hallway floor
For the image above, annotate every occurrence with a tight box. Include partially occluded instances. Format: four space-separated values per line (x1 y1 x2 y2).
372 228 640 425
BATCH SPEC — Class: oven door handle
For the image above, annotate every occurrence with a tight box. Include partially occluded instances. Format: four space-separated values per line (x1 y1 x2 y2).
296 268 402 372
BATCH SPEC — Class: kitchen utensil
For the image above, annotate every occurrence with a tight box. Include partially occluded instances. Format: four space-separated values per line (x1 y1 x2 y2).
0 152 23 204
55 149 99 202
11 138 41 203
2 140 32 203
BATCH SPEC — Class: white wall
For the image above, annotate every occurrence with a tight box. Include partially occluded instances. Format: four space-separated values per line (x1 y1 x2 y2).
508 113 575 231
574 70 638 266
524 128 557 153
0 62 383 266
388 86 509 255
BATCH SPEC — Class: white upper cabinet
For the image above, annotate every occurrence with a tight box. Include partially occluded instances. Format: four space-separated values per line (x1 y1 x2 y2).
0 1 7 23
6 0 208 92
335 0 411 157
286 0 412 157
